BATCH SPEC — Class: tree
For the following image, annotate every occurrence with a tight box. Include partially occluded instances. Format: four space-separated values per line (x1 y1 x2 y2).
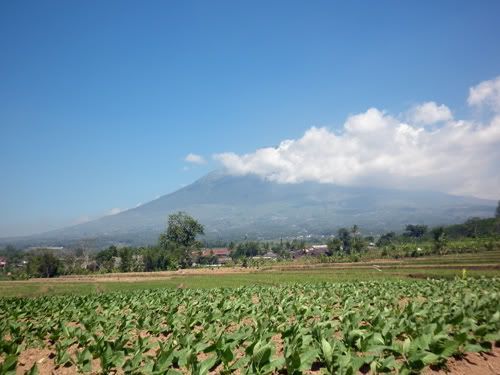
432 226 447 254
0 245 24 272
158 212 204 269
404 224 428 239
27 251 61 278
231 241 262 259
463 217 482 238
289 239 305 251
119 248 133 272
496 201 500 218
326 238 342 255
351 237 366 253
96 245 119 272
161 212 204 248
376 232 396 247
337 228 352 254
142 245 178 271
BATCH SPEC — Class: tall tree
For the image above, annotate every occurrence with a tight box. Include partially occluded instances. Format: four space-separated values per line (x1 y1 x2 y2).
376 232 396 247
161 212 204 248
404 224 428 239
432 227 447 254
337 228 352 254
326 238 342 255
496 200 500 218
27 251 61 278
159 212 204 268
119 248 133 272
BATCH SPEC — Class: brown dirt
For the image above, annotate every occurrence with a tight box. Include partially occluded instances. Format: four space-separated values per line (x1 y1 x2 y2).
399 295 428 309
14 346 500 374
398 297 410 309
65 321 82 328
271 334 284 356
3 261 499 285
423 347 500 375
16 347 77 375
226 316 255 333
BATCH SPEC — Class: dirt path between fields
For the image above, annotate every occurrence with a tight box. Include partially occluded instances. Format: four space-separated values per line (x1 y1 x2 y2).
1 261 498 284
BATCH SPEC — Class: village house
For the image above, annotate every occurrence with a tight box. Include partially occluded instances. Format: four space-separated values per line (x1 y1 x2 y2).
292 244 329 258
0 257 7 269
305 244 329 256
195 248 232 264
200 248 230 257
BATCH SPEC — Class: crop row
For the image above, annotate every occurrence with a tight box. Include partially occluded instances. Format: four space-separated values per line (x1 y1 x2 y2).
1 279 499 374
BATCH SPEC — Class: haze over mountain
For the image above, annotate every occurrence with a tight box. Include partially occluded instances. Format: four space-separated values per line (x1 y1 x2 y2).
2 171 495 249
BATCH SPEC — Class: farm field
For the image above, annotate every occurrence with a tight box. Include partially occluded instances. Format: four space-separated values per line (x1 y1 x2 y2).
1 278 499 374
1 267 500 299
1 251 500 374
1 249 500 298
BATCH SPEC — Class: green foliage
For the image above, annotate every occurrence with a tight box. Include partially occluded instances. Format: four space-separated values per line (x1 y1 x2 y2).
285 239 306 251
156 212 205 268
231 241 263 259
432 227 448 254
2 279 499 373
161 211 205 248
26 251 62 278
441 217 500 239
377 232 396 247
337 227 352 254
142 245 179 271
404 224 428 239
330 225 366 255
326 238 342 254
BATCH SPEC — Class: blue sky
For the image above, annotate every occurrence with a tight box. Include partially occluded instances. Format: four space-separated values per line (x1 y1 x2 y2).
1 1 500 237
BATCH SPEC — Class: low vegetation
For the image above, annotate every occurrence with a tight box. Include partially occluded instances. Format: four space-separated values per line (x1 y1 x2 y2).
1 278 499 374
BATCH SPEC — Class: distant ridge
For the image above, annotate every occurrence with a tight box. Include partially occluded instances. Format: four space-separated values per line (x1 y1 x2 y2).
2 171 495 248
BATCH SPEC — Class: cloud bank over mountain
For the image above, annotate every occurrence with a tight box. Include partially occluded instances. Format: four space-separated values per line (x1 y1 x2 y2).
215 77 500 200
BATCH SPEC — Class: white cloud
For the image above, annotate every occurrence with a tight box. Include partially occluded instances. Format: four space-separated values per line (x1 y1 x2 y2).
407 102 453 125
468 76 500 112
185 153 206 164
214 78 500 200
107 208 122 216
74 215 91 224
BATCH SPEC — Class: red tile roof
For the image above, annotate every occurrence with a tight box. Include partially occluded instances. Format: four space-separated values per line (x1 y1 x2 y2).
200 248 231 257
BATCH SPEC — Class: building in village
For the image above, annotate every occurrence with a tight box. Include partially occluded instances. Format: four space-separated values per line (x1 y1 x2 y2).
292 244 329 258
195 248 232 264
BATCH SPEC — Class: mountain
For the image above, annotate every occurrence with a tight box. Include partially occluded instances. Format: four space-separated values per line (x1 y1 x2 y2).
2 171 496 248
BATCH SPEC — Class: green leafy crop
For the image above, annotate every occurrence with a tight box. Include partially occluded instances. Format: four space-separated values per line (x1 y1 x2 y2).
0 278 499 374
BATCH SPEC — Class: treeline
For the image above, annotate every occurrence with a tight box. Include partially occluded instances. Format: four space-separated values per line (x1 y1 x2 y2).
229 239 305 258
376 217 500 245
0 212 205 278
1 208 500 279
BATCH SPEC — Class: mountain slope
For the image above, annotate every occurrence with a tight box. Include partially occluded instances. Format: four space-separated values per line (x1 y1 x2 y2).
5 171 496 247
